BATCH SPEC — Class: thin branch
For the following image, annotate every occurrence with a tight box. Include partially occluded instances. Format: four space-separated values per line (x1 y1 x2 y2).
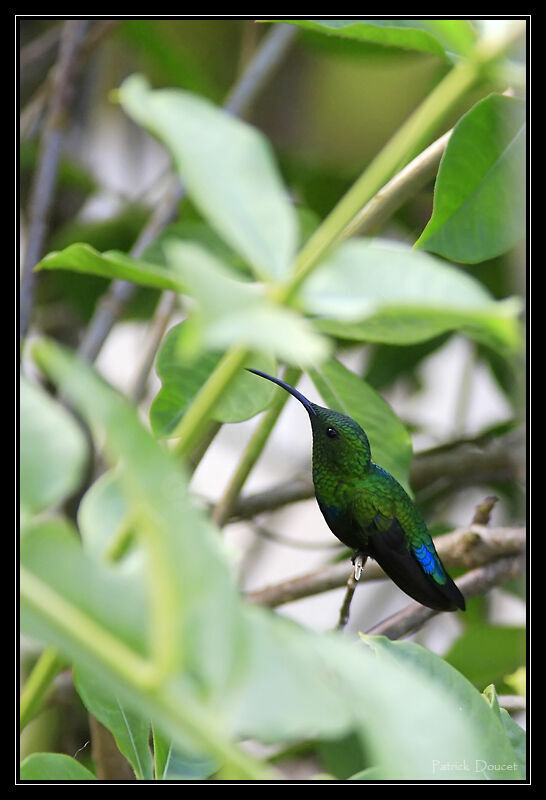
78 22 299 365
245 525 525 608
364 552 525 640
20 19 90 340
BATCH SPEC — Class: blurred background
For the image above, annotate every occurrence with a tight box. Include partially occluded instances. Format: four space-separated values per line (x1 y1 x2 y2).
20 18 526 759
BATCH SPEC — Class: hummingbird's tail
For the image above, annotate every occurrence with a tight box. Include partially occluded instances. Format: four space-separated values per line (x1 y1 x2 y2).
368 524 466 611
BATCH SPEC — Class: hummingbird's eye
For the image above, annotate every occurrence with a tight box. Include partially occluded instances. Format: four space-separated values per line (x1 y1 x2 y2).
326 427 339 439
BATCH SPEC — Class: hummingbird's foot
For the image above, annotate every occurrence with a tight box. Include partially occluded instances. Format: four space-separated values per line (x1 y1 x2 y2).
352 552 367 581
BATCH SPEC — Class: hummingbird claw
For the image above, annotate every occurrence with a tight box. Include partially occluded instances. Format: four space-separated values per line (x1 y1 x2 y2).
353 553 365 581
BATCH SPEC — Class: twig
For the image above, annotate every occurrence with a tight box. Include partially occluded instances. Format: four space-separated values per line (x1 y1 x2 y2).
336 568 359 630
364 552 525 640
20 19 89 340
88 714 136 780
78 22 299 366
245 525 525 608
472 495 499 525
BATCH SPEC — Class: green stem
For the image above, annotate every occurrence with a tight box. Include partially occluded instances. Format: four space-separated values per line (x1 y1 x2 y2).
278 22 525 303
20 568 158 688
212 367 302 528
20 646 66 729
20 569 276 780
171 347 249 460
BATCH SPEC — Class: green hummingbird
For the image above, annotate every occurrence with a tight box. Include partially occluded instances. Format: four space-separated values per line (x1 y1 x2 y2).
247 368 465 612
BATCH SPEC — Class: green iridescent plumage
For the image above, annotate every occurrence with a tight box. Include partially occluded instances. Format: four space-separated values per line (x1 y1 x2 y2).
247 369 465 612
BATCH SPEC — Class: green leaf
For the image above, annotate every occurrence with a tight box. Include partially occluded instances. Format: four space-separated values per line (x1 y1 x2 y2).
20 377 88 519
302 238 522 355
20 753 97 780
162 239 330 365
118 74 298 282
21 518 150 659
273 19 476 60
73 664 154 780
504 666 526 696
482 685 526 778
35 243 186 292
443 624 526 693
415 94 526 262
308 358 413 492
77 469 134 563
150 324 277 437
152 726 218 780
357 635 524 780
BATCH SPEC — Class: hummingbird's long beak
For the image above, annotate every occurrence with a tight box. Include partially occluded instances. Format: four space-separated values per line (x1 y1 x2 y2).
246 368 317 416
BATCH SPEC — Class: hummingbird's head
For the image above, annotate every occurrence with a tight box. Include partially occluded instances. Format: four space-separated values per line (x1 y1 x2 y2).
246 368 371 475
308 405 371 476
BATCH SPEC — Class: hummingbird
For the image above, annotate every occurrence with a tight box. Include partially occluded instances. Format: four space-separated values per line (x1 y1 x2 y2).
247 368 465 612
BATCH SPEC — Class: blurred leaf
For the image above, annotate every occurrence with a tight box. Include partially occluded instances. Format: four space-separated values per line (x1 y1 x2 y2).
36 243 186 292
20 377 88 519
21 517 150 658
482 685 526 778
358 635 524 779
364 334 451 390
308 358 413 492
162 239 330 365
73 664 154 780
20 753 97 780
316 731 368 779
302 238 522 355
272 19 476 61
119 20 221 99
504 666 526 696
118 74 298 282
77 469 136 564
416 94 526 262
443 624 526 694
23 339 525 780
150 323 277 436
152 726 218 780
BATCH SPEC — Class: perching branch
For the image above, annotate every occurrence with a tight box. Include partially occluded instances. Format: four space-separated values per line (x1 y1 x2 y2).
245 524 525 608
364 552 525 640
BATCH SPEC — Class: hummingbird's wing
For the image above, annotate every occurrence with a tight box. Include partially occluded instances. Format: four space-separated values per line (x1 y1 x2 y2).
365 517 465 611
354 472 465 611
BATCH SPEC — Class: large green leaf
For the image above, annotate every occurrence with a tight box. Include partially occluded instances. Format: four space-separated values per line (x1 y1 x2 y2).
150 324 277 436
20 377 88 520
73 664 154 780
273 19 476 60
20 753 97 780
356 635 524 780
35 243 186 292
22 340 523 780
482 685 526 779
161 239 330 365
118 74 298 282
301 238 522 355
308 358 413 492
415 94 526 262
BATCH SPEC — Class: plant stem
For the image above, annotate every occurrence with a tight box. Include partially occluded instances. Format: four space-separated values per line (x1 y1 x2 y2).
171 347 249 459
212 367 302 527
19 646 66 730
20 569 158 689
277 21 525 304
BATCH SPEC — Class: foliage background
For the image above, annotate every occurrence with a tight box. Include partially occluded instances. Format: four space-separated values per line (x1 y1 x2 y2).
19 18 526 782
